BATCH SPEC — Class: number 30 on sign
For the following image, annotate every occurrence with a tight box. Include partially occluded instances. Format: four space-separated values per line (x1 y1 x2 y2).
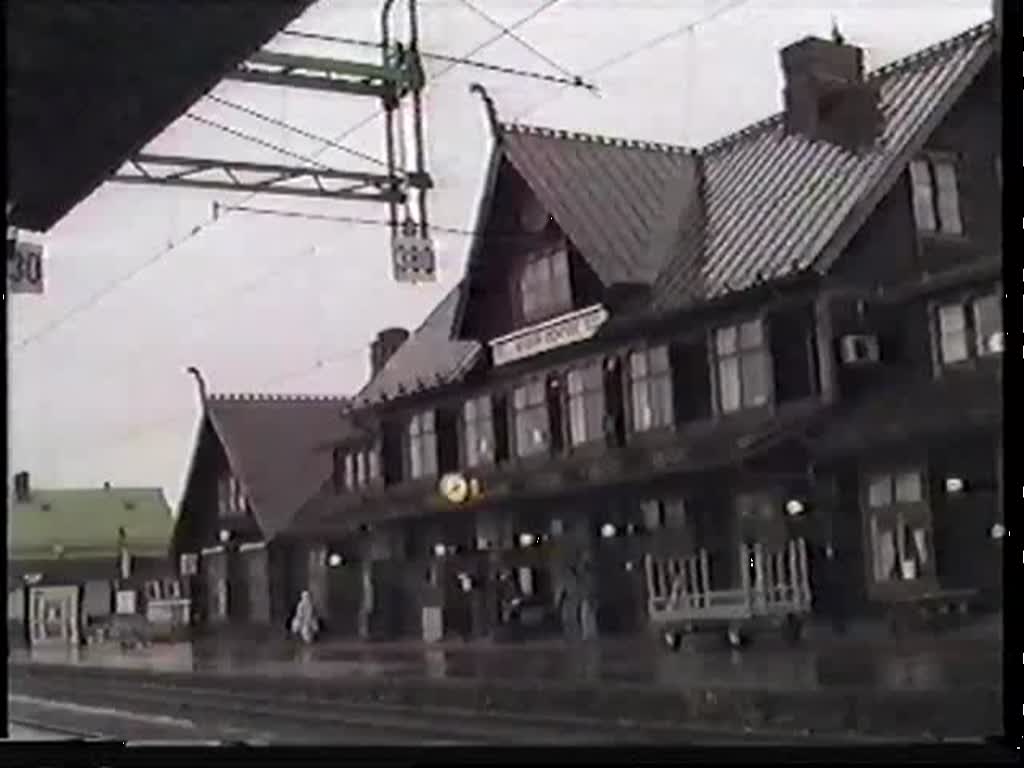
7 238 44 294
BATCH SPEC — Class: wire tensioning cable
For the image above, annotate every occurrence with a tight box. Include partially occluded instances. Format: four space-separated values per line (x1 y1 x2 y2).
12 110 392 352
203 93 389 168
515 0 752 121
325 0 571 148
11 0 569 353
280 27 594 89
183 112 337 170
452 0 586 86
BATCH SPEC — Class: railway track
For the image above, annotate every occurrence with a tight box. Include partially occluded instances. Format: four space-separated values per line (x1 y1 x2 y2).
9 664 921 745
8 716 106 740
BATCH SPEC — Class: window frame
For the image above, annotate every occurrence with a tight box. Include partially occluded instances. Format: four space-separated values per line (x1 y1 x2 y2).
908 154 964 237
931 290 1004 373
710 317 773 416
463 394 496 468
566 360 606 447
512 379 549 458
407 411 438 480
627 345 674 433
218 474 247 517
333 444 380 491
861 467 936 595
518 245 573 324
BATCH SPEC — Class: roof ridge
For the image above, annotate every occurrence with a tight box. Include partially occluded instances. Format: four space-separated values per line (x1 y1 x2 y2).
697 20 994 158
208 392 351 403
500 121 697 156
24 486 166 494
867 20 993 79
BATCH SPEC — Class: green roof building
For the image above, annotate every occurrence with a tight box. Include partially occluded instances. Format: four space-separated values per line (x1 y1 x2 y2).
9 484 174 563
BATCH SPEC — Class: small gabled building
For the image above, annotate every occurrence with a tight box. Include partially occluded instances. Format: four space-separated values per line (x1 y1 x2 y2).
173 391 353 632
295 21 1002 644
7 473 175 647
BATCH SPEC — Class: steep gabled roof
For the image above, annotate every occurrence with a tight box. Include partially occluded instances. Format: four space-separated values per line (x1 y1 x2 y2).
495 124 700 286
10 486 173 561
653 22 996 309
341 22 997 413
357 283 481 404
180 394 351 540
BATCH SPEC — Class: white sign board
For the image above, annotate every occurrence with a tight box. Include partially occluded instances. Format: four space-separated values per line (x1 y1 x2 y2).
490 304 610 366
392 219 436 283
7 238 44 294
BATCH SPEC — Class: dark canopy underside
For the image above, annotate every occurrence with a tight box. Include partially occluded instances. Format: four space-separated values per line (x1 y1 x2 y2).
7 0 315 232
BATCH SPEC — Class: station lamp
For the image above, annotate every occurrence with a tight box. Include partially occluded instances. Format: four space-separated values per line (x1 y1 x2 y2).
944 477 965 494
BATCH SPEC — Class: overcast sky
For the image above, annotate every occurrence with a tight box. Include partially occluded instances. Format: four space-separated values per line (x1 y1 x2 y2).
8 0 991 508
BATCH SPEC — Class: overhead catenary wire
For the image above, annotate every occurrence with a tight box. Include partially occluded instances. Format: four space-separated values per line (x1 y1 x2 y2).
73 342 372 458
13 106 390 353
12 2 574 354
325 0 571 148
280 27 594 89
515 0 753 121
12 121 344 351
216 201 517 241
202 93 389 169
452 0 587 86
183 112 338 170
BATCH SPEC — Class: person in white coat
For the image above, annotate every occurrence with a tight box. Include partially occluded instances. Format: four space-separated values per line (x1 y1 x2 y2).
290 590 319 644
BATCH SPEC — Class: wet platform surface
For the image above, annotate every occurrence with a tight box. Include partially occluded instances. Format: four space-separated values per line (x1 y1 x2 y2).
11 618 1002 694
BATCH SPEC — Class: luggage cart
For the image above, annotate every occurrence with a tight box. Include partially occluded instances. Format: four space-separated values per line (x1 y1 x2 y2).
644 538 812 650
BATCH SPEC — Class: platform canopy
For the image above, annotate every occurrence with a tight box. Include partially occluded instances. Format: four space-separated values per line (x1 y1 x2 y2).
6 0 316 232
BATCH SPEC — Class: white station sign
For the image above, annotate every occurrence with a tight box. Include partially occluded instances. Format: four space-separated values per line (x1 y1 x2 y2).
490 304 610 366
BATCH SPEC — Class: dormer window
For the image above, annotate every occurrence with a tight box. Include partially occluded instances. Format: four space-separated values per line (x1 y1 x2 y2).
909 156 962 236
520 246 572 324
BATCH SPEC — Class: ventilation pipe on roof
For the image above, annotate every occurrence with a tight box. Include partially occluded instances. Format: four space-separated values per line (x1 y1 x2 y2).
370 327 410 379
779 27 883 151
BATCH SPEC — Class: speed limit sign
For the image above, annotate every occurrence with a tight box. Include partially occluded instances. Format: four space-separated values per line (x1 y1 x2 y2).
7 237 44 294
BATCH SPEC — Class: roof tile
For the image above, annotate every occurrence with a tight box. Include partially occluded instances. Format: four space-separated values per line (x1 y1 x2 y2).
10 487 173 560
653 22 995 309
357 284 481 403
199 394 353 539
498 123 700 286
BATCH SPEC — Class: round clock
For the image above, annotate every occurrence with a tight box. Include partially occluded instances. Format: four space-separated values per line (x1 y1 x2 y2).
439 472 470 504
520 197 549 234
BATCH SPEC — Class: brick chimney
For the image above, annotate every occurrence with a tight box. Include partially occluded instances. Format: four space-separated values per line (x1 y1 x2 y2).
370 327 409 378
779 31 883 151
13 471 30 502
